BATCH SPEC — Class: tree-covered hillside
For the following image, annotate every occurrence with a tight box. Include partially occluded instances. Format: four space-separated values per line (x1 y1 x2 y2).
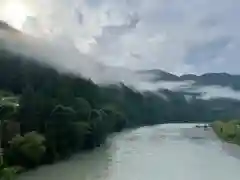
0 49 195 170
1 48 240 173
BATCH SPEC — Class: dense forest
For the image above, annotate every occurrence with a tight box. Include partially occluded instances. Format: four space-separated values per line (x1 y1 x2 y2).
1 47 240 177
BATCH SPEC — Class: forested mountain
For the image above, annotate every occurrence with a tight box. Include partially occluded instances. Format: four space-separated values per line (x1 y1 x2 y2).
141 69 240 90
180 73 240 90
1 49 240 128
1 21 240 172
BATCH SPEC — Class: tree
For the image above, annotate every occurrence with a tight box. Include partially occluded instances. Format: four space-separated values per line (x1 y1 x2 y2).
70 122 90 150
0 105 17 121
18 85 37 132
0 167 18 180
45 105 77 157
73 98 92 121
7 132 46 167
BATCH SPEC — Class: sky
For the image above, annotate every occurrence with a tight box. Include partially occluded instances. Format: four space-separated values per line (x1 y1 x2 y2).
1 0 240 76
1 0 240 100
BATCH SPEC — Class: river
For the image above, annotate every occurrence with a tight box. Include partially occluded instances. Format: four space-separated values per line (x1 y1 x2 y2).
18 124 240 180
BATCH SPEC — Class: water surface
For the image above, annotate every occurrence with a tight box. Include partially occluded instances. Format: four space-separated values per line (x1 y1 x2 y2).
18 124 240 180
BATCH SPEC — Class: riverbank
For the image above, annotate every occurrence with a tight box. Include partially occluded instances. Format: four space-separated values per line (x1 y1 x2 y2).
181 124 217 140
212 120 240 145
211 120 240 159
182 122 240 160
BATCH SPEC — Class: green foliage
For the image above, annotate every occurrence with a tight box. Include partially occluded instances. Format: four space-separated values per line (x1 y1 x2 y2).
0 165 23 180
0 91 13 98
0 106 16 121
7 132 46 167
0 167 17 180
212 120 240 145
230 119 240 125
73 98 92 120
0 95 19 120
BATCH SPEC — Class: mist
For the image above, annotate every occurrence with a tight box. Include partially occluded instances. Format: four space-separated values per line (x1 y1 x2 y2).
188 85 240 100
2 21 240 102
0 27 156 89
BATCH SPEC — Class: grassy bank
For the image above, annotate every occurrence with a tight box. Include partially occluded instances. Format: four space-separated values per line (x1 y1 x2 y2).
212 120 240 145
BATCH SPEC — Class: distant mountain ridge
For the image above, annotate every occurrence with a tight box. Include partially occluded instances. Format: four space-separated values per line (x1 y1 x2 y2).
180 73 240 89
138 69 180 81
1 21 240 91
140 69 240 90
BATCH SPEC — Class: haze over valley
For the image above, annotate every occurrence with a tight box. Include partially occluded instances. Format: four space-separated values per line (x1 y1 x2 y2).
1 1 240 180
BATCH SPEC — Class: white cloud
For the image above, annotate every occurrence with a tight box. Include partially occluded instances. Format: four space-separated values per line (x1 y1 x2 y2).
1 0 240 74
190 86 240 100
134 81 194 92
1 0 240 97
